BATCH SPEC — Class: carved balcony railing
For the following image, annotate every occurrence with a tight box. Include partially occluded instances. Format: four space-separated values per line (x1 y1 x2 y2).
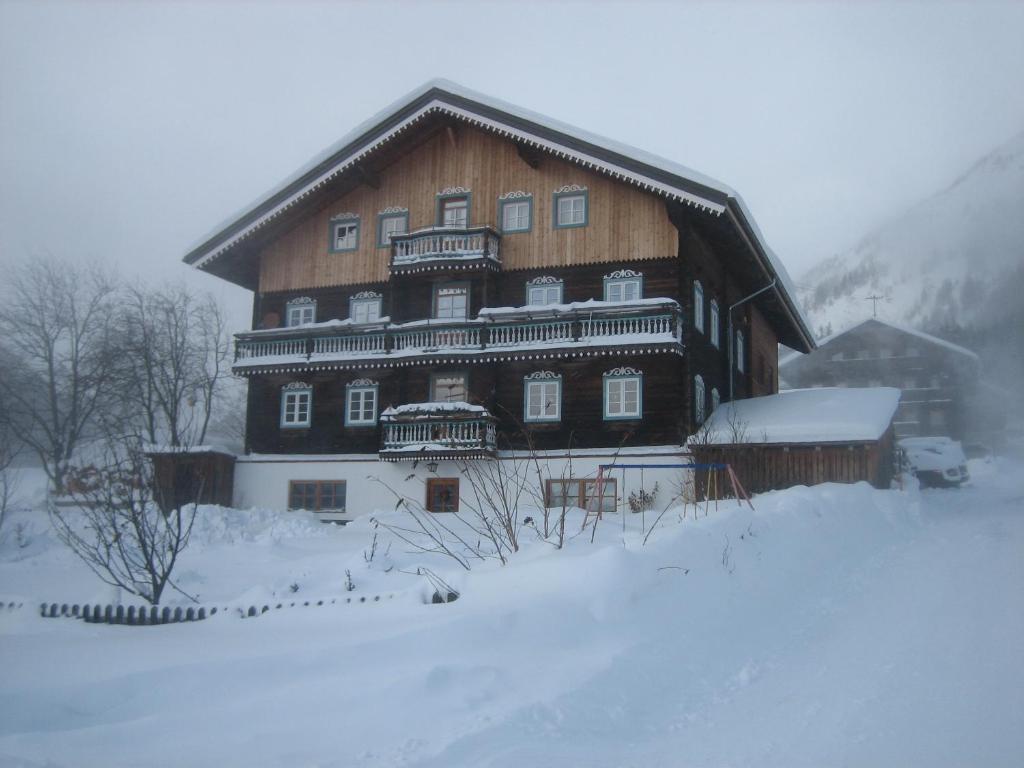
389 226 501 274
379 403 497 461
232 299 683 373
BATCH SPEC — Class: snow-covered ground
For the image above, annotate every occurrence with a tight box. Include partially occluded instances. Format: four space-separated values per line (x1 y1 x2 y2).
0 460 1021 767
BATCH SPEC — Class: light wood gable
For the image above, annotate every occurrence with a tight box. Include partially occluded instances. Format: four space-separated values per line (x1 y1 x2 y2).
259 125 677 292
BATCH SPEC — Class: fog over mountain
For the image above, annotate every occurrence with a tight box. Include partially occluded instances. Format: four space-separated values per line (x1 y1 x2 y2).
798 129 1024 340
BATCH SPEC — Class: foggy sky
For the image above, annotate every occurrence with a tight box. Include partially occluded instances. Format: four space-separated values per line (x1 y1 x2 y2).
2 0 1023 331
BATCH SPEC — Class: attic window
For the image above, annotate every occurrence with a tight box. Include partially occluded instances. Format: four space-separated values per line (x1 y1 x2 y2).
553 186 588 229
329 215 360 253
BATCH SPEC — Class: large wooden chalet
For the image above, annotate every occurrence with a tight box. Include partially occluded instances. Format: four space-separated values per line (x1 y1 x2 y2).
183 80 814 518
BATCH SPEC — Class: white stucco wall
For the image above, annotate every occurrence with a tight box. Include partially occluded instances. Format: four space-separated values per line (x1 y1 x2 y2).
232 446 693 523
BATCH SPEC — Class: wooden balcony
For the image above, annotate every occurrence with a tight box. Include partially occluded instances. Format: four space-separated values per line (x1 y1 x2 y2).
379 403 497 461
232 299 684 374
389 226 501 275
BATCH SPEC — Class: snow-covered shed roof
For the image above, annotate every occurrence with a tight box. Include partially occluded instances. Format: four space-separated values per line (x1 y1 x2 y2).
779 317 978 368
692 387 901 446
182 79 814 352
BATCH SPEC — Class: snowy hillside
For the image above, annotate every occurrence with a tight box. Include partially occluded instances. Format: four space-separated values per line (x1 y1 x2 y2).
1 467 1023 766
798 130 1024 338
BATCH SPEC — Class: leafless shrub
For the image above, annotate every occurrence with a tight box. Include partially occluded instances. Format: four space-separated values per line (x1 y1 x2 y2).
48 435 199 605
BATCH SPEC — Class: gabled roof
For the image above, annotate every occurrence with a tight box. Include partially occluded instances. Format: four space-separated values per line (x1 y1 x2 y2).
779 317 979 368
182 79 814 351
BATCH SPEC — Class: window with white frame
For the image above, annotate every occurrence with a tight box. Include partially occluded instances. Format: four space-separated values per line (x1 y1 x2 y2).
280 384 312 428
431 372 467 403
526 277 563 306
377 211 408 247
710 300 720 347
350 293 382 324
440 196 469 228
500 197 532 233
345 380 378 426
524 372 562 422
711 387 721 412
694 375 706 424
554 188 588 228
286 298 316 327
604 271 642 302
329 216 359 252
603 368 642 420
736 331 746 373
693 281 705 334
434 283 469 319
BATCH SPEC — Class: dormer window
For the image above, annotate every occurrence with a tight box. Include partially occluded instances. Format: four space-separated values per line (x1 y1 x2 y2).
350 292 383 324
286 298 316 327
526 276 563 306
437 188 471 228
329 214 360 253
603 270 643 302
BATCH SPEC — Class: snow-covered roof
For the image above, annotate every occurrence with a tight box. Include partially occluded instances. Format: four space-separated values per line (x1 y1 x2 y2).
779 317 979 368
380 401 491 420
478 297 680 319
692 387 901 446
182 79 813 350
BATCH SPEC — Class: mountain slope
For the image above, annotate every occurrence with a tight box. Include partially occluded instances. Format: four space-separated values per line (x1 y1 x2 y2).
798 130 1024 338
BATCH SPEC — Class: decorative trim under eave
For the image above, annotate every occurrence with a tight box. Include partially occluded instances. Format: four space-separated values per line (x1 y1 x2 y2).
190 101 726 271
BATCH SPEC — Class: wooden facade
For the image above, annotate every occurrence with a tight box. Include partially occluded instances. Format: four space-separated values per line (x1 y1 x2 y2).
691 428 897 497
258 126 678 293
183 81 816 473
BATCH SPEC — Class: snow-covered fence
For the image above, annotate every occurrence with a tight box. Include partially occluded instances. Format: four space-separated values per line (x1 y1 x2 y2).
39 601 216 625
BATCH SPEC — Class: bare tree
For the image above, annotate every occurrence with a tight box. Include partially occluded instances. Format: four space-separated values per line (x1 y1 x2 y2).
48 433 198 605
0 259 118 494
0 417 21 533
112 283 231 447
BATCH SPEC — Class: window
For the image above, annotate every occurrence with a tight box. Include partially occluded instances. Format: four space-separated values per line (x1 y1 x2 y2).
694 375 706 424
431 372 467 403
439 195 469 228
711 387 721 412
603 368 642 420
603 271 643 302
377 210 408 247
434 283 469 319
553 188 588 228
710 300 720 348
545 478 616 513
329 216 359 253
524 372 562 422
499 196 532 233
350 294 383 324
286 298 316 327
280 384 312 428
736 331 745 373
693 281 705 334
345 380 378 426
526 278 563 306
426 478 459 513
289 480 346 512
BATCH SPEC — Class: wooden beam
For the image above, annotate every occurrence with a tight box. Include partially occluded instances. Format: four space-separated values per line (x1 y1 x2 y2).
515 141 543 169
356 164 380 189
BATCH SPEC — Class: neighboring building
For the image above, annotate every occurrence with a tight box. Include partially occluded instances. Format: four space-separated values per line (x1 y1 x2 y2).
689 387 901 493
183 80 814 519
779 318 980 440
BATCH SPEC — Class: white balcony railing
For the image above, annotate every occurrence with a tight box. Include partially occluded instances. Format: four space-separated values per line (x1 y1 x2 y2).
581 313 675 339
391 227 500 267
234 338 307 360
488 320 573 347
379 403 497 458
312 333 386 356
392 325 482 352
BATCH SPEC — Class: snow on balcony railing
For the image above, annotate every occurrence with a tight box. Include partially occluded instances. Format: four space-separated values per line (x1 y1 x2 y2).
392 324 482 351
391 226 500 267
489 319 573 347
312 333 386 356
379 402 497 457
581 314 675 339
235 338 306 360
